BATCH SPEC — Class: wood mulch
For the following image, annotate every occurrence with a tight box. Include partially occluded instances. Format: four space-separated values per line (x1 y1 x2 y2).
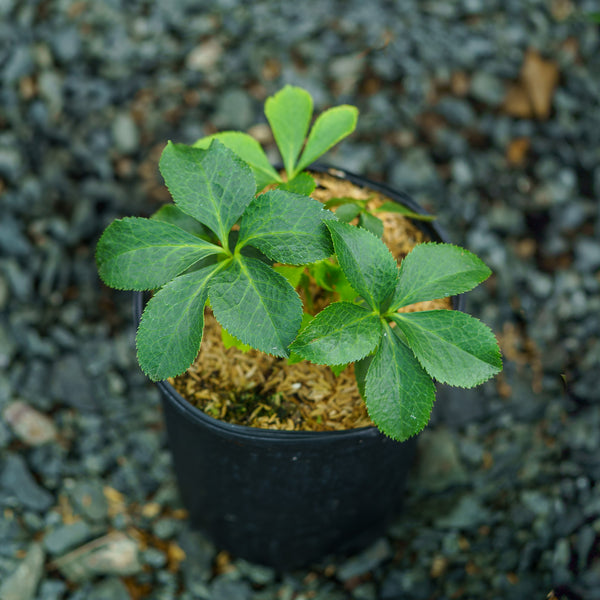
169 170 451 431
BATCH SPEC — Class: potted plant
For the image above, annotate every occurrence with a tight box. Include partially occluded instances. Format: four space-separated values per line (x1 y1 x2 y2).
96 86 502 568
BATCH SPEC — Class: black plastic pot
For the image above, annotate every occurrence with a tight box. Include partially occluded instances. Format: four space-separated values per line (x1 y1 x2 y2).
133 166 464 569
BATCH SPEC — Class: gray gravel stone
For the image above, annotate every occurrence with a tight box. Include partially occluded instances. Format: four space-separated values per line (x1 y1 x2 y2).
178 529 215 593
50 355 95 411
0 454 54 512
43 521 93 556
0 543 45 600
0 320 17 368
68 480 109 523
86 577 131 600
469 71 506 106
210 576 252 600
213 89 255 131
575 238 600 272
414 428 468 492
336 538 393 581
436 495 492 530
390 147 439 193
111 112 140 155
33 579 68 600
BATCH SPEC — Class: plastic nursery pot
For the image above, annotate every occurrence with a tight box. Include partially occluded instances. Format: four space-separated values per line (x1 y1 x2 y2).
133 166 464 570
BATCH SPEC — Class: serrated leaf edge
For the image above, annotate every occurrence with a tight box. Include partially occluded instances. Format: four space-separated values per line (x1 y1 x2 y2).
391 311 503 388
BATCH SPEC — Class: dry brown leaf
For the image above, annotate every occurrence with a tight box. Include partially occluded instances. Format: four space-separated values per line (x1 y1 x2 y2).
503 49 560 120
521 49 560 119
503 82 533 118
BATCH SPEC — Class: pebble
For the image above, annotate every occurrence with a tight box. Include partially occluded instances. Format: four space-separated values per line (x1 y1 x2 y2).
50 355 96 411
0 542 45 600
0 214 31 256
86 577 131 600
43 521 93 556
186 38 223 71
33 579 68 600
3 401 58 445
178 529 216 593
68 480 109 523
0 321 17 368
575 238 600 272
414 428 468 492
212 88 255 131
435 495 492 530
336 538 393 581
152 517 182 539
53 532 142 583
111 112 140 155
49 27 82 64
469 71 506 106
142 547 168 569
0 146 23 183
210 576 253 600
390 147 439 192
0 454 54 512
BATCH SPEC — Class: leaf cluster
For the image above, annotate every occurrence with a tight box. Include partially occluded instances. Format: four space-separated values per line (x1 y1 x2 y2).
193 85 358 191
97 140 335 381
289 224 503 440
96 86 503 442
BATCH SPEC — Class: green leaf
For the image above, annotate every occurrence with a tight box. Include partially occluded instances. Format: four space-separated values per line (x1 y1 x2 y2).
209 255 302 357
364 328 436 441
221 327 252 353
96 217 224 291
136 264 221 380
325 220 398 310
237 189 335 264
265 85 313 178
309 260 358 302
288 312 314 365
392 310 503 387
335 203 362 223
278 172 316 195
359 212 384 238
296 105 359 174
151 204 212 239
374 201 436 222
289 302 382 365
193 131 282 191
324 196 368 210
330 364 348 376
389 243 492 310
273 265 305 288
354 355 372 398
159 140 256 245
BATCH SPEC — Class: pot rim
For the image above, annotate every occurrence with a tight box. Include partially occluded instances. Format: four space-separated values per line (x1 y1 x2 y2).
133 164 465 442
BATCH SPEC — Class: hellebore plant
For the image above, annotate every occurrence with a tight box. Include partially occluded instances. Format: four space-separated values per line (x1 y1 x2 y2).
96 87 502 441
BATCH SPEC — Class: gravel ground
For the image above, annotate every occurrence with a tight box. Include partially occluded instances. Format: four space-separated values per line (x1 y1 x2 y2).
1 1 599 598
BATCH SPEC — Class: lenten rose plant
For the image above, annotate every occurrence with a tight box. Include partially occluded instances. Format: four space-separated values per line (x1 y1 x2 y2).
96 87 502 441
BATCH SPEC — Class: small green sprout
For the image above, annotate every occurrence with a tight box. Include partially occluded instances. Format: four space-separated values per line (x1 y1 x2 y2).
193 85 358 190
